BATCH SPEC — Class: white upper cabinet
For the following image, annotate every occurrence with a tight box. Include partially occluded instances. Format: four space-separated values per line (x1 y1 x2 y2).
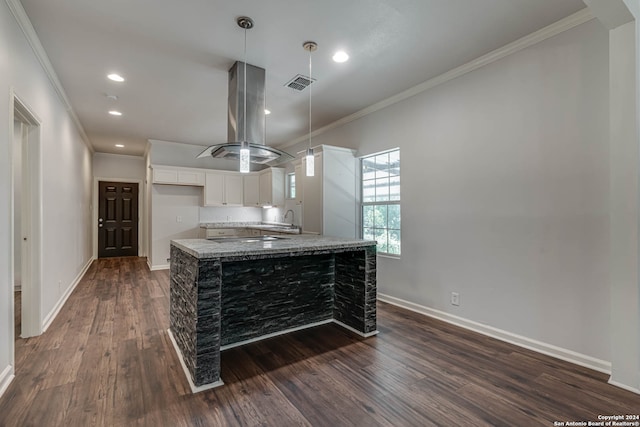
243 174 260 207
204 172 244 206
152 166 204 186
258 168 285 207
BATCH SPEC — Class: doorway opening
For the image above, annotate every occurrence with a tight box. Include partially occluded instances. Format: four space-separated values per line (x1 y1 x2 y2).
11 94 43 349
98 181 139 258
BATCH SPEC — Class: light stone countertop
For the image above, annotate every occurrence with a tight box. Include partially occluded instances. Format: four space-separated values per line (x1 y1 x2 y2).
171 235 376 260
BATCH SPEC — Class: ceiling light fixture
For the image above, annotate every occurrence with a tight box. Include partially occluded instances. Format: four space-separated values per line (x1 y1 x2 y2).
108 110 122 116
264 109 271 115
332 51 349 63
238 16 253 174
303 41 317 177
115 144 124 148
107 73 125 82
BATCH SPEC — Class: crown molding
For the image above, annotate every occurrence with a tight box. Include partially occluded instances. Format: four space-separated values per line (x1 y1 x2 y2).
277 8 595 149
5 0 94 153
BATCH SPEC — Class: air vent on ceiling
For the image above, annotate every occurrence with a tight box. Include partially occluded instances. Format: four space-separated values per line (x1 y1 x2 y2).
285 74 315 91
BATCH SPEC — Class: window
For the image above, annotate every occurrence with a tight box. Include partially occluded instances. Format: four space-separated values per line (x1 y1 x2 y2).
362 149 400 255
286 172 296 199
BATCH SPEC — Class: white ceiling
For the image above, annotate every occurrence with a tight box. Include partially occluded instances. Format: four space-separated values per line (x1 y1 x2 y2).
19 0 588 156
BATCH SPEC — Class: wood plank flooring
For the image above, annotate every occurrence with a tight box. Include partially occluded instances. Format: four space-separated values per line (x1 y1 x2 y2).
1 257 638 426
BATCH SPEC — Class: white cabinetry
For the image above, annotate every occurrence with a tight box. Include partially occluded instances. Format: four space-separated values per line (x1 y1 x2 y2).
294 163 303 205
301 145 357 237
258 168 285 207
243 174 260 207
204 172 243 206
152 166 204 186
204 228 250 238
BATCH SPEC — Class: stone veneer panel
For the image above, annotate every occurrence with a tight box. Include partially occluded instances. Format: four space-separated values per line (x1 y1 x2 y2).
220 254 335 346
170 238 376 389
170 246 222 386
333 248 377 334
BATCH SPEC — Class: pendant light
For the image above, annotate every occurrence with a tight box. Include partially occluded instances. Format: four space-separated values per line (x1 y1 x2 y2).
238 17 253 173
303 41 317 177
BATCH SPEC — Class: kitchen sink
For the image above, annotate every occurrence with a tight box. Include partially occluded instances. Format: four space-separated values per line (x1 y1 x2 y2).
206 235 290 243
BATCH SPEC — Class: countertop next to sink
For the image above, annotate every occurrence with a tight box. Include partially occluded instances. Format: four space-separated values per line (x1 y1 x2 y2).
172 235 376 261
199 221 301 234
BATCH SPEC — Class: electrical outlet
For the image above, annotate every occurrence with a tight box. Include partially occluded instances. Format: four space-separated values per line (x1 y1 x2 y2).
58 280 62 294
176 215 182 223
451 292 460 306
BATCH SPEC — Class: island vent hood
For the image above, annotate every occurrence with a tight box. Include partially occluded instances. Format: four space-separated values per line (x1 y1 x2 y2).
197 61 294 165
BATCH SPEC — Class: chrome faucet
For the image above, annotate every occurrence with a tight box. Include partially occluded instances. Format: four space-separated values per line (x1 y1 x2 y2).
284 209 295 225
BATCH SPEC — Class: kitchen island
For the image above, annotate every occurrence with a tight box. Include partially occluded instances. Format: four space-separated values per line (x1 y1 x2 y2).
168 235 377 392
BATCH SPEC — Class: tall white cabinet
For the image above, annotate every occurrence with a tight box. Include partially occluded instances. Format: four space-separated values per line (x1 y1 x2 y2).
301 145 358 237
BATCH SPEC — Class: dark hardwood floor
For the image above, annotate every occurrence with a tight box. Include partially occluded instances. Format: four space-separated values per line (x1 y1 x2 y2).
1 257 638 426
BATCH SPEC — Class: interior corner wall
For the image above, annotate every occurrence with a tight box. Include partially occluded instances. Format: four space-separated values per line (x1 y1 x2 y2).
0 0 93 390
609 20 640 391
288 20 612 363
150 185 202 269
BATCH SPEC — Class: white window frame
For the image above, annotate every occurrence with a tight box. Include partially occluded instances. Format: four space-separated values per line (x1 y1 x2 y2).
286 172 296 200
361 148 400 257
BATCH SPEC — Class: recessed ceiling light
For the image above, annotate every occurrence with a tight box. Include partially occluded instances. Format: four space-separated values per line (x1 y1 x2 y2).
332 51 349 63
108 110 122 116
115 144 124 148
107 73 125 82
264 109 271 115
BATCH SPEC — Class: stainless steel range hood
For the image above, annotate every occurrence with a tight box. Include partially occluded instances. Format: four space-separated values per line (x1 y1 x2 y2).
197 61 294 165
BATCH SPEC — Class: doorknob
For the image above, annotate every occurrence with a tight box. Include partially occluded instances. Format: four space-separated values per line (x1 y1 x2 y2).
98 224 103 228
99 218 103 222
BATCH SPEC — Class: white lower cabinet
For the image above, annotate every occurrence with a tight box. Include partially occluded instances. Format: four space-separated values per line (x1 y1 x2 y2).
205 228 250 238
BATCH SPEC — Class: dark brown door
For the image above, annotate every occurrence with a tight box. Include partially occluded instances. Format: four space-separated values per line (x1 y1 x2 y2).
98 181 139 258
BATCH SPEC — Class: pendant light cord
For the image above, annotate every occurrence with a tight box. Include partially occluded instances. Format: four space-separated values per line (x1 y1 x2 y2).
308 47 312 150
243 27 247 143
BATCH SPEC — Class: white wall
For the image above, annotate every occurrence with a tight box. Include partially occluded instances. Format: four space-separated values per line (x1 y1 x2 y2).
0 0 93 393
609 20 639 391
287 20 612 364
93 152 145 180
150 182 263 269
12 122 22 289
150 185 202 268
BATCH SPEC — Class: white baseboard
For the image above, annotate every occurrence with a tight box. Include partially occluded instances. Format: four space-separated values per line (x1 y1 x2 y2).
608 378 640 395
150 264 169 271
167 329 224 394
378 293 612 375
42 257 94 332
220 319 335 351
333 320 379 338
0 365 15 399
